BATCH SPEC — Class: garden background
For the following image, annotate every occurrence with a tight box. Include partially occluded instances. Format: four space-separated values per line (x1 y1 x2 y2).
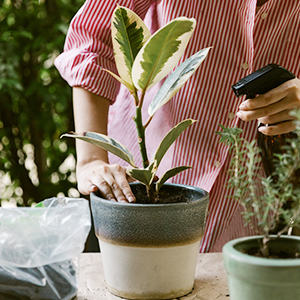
0 0 84 207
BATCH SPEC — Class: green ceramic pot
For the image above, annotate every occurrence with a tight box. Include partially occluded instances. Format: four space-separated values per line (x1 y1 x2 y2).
91 183 209 299
223 235 300 300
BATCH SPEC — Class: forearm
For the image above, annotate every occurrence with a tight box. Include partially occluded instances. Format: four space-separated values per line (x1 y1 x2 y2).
72 87 135 201
73 87 110 166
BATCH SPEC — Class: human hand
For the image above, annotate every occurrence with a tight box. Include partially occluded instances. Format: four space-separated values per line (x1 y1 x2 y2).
236 78 300 135
76 160 136 203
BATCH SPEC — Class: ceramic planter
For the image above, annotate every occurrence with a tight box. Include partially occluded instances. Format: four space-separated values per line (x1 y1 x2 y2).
223 235 300 300
90 183 209 300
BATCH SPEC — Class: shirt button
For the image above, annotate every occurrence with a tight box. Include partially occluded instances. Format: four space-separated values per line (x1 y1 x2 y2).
261 12 268 19
214 160 221 168
227 112 235 120
241 62 249 70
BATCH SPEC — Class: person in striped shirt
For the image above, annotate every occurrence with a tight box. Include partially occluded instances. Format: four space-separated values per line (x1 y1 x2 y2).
55 0 300 252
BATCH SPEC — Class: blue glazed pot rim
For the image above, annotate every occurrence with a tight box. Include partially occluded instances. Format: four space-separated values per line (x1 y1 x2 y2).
91 183 209 208
223 235 300 266
90 183 209 246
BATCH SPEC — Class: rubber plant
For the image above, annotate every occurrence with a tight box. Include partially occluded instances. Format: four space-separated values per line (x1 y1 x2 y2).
62 5 210 203
217 108 300 258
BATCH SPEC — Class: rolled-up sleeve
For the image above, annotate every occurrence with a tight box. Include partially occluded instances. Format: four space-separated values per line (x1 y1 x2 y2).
55 0 154 102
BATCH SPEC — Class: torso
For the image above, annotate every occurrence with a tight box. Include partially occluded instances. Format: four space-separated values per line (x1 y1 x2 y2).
59 0 300 253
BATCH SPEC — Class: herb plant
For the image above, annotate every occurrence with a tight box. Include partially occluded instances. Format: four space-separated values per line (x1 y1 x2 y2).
62 6 210 203
217 109 300 257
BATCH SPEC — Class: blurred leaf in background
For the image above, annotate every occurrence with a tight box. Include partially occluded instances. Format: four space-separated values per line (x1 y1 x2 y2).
0 0 83 206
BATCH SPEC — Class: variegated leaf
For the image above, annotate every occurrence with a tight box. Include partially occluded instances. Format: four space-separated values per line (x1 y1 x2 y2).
148 47 211 116
155 166 192 193
62 132 135 167
111 5 151 91
153 119 196 167
132 17 196 91
102 68 132 91
126 162 157 186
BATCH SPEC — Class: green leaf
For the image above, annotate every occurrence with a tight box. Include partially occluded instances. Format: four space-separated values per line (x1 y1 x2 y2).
132 17 196 91
126 163 156 186
148 47 211 116
111 5 151 91
14 30 34 40
61 132 135 167
102 68 132 91
34 202 45 208
155 166 192 193
153 119 196 167
216 125 243 146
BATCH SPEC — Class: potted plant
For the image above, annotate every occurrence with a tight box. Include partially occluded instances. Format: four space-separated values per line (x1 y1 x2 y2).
62 5 210 300
218 109 300 300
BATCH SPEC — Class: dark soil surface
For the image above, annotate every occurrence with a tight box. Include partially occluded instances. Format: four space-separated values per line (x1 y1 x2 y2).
0 260 77 300
241 246 300 259
132 185 189 204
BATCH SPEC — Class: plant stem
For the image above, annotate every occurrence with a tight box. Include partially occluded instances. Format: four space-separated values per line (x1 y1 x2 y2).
261 234 270 257
277 208 300 236
138 90 146 109
234 136 239 185
134 106 149 168
247 146 263 226
147 183 156 204
133 90 139 106
144 115 153 129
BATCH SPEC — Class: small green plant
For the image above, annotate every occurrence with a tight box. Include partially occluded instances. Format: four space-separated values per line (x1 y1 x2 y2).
217 109 300 257
62 6 210 203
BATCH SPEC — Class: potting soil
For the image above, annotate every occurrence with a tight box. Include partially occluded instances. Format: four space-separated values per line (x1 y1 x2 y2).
0 259 77 300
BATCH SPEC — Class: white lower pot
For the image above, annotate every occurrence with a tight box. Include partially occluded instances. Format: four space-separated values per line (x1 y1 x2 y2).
90 183 209 300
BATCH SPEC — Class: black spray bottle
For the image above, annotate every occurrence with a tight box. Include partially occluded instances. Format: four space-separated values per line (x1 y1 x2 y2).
232 63 299 234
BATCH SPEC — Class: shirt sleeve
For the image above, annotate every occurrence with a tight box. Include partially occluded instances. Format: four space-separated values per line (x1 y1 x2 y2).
54 0 154 102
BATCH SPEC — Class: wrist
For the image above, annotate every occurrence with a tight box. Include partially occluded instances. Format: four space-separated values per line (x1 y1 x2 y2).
76 155 109 170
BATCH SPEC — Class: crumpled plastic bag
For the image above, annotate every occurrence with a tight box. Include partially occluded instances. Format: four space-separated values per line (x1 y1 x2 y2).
0 197 91 300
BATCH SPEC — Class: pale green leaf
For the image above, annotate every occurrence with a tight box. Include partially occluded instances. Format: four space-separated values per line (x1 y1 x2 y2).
153 119 196 167
132 17 196 91
111 5 151 91
61 132 135 167
102 68 133 92
126 162 157 186
148 47 211 116
155 166 192 193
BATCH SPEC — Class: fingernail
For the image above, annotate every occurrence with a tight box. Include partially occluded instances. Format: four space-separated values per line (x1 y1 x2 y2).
91 185 98 192
107 195 116 201
239 103 246 110
128 196 136 203
236 111 242 118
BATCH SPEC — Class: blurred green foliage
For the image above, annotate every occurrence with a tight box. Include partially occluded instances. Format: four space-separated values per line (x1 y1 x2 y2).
0 0 83 206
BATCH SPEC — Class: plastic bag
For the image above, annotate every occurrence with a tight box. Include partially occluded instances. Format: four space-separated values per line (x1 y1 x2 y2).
0 197 91 300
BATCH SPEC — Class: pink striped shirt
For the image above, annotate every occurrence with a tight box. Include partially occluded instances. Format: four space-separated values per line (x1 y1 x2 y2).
55 0 300 252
